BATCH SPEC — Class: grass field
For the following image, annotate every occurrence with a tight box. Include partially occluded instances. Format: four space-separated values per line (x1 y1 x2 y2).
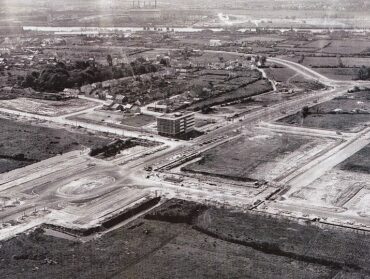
187 52 244 65
1 199 370 278
238 35 284 42
303 40 332 49
314 68 357 81
339 143 370 174
282 113 370 132
279 91 370 132
342 57 370 67
182 132 315 182
321 40 370 55
0 158 29 174
0 117 111 174
264 67 298 83
121 114 155 127
303 57 339 67
0 98 97 117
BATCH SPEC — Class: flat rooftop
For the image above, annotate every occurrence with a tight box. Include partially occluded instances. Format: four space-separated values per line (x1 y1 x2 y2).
157 112 195 120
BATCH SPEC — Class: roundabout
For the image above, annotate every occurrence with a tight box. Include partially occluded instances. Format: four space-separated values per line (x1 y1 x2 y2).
56 175 117 198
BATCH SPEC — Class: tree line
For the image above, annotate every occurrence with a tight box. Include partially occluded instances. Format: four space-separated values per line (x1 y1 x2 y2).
19 57 159 93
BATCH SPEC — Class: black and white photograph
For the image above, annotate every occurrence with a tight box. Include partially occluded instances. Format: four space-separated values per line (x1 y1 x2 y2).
1 0 370 278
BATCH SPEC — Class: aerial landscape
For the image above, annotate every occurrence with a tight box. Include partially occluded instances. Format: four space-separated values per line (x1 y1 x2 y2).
1 0 370 278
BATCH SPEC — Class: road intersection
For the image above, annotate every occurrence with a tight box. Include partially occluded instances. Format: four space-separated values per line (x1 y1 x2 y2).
1 52 370 240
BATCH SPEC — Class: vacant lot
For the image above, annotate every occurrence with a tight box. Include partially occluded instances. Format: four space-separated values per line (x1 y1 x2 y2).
281 113 370 132
279 90 370 132
264 67 297 83
69 110 155 130
182 132 323 182
303 57 339 68
339 143 370 174
0 117 111 173
121 114 156 127
286 166 370 221
314 68 357 81
0 98 97 116
1 199 369 278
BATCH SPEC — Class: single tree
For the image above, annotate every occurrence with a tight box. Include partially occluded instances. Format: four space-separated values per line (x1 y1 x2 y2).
107 54 113 67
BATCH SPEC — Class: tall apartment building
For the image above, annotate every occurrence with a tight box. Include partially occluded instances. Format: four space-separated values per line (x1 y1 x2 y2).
157 112 195 138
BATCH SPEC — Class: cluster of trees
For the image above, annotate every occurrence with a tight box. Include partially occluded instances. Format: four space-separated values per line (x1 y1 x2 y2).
298 55 305 64
244 55 267 67
301 106 310 118
89 139 136 158
255 55 267 67
357 66 370 80
20 57 159 93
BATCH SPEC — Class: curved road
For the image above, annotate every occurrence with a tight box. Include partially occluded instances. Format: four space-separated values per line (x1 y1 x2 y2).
3 49 370 237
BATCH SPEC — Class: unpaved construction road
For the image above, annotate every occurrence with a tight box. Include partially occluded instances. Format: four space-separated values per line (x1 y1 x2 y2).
2 53 370 240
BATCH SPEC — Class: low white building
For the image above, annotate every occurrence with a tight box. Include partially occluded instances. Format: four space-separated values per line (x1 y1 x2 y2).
209 39 222 47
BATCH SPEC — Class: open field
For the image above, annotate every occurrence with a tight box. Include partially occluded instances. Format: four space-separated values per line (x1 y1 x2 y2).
339 143 370 174
280 55 368 81
0 98 97 117
264 67 298 83
302 40 332 49
282 56 359 80
70 110 124 126
69 110 155 130
238 35 285 42
0 158 29 174
269 128 370 227
195 118 215 128
187 52 244 65
342 57 370 68
320 40 370 55
278 166 370 222
1 199 369 279
280 111 370 133
279 90 370 132
264 67 325 93
0 117 111 173
182 131 335 182
314 68 357 81
121 114 156 127
302 57 339 68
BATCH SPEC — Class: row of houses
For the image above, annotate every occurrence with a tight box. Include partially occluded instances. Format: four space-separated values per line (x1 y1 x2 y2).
105 102 142 114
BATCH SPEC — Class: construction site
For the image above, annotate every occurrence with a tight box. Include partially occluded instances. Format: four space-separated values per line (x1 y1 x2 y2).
2 0 370 277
